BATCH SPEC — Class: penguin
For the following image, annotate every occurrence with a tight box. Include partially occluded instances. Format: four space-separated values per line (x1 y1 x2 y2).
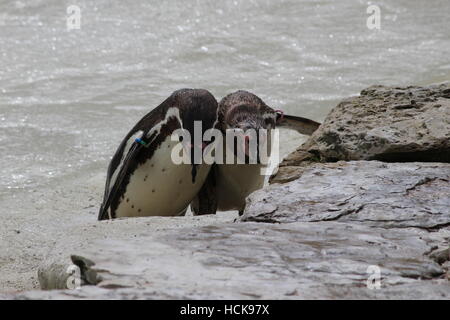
98 89 219 220
190 90 321 216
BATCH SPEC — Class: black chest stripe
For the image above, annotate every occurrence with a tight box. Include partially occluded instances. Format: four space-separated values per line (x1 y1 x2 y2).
100 117 180 219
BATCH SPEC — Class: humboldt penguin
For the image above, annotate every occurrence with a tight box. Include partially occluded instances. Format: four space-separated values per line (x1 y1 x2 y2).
190 90 321 216
98 89 219 220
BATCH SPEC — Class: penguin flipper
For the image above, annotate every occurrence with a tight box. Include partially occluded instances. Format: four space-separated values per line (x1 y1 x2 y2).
276 114 321 135
191 165 218 215
98 141 144 220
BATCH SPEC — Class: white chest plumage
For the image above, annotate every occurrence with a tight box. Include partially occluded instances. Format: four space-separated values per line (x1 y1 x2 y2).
115 137 211 218
215 163 265 212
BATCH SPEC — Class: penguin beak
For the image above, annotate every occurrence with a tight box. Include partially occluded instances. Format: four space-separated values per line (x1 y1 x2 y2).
244 131 268 164
188 144 202 183
244 135 250 156
242 133 261 163
189 143 208 184
188 142 207 171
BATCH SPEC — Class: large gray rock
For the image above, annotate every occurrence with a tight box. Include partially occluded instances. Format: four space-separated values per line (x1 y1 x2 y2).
2 220 450 299
3 84 450 300
244 161 450 229
34 213 237 290
273 83 450 183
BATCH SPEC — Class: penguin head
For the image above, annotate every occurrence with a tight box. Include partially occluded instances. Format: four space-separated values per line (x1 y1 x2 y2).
225 104 275 163
177 89 219 182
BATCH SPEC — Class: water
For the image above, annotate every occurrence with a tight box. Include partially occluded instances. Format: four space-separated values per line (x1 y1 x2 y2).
1 0 449 200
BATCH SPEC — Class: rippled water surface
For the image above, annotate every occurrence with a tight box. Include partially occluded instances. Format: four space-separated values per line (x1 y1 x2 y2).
1 0 449 198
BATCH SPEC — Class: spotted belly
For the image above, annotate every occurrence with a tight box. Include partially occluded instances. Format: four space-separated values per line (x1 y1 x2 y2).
115 138 210 218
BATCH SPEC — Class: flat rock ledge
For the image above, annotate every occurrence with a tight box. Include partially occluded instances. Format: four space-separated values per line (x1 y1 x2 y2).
3 83 450 299
244 161 450 230
2 219 450 299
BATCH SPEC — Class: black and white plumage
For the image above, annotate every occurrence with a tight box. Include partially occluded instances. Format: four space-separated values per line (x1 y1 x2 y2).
191 90 321 216
98 89 219 220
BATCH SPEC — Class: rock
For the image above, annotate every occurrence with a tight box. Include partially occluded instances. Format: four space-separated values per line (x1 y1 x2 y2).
33 213 237 291
2 220 450 299
3 84 450 300
273 83 450 183
244 161 450 229
430 248 450 265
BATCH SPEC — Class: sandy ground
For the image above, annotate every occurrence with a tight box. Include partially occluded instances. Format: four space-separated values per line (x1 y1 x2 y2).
0 166 239 294
0 130 304 294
